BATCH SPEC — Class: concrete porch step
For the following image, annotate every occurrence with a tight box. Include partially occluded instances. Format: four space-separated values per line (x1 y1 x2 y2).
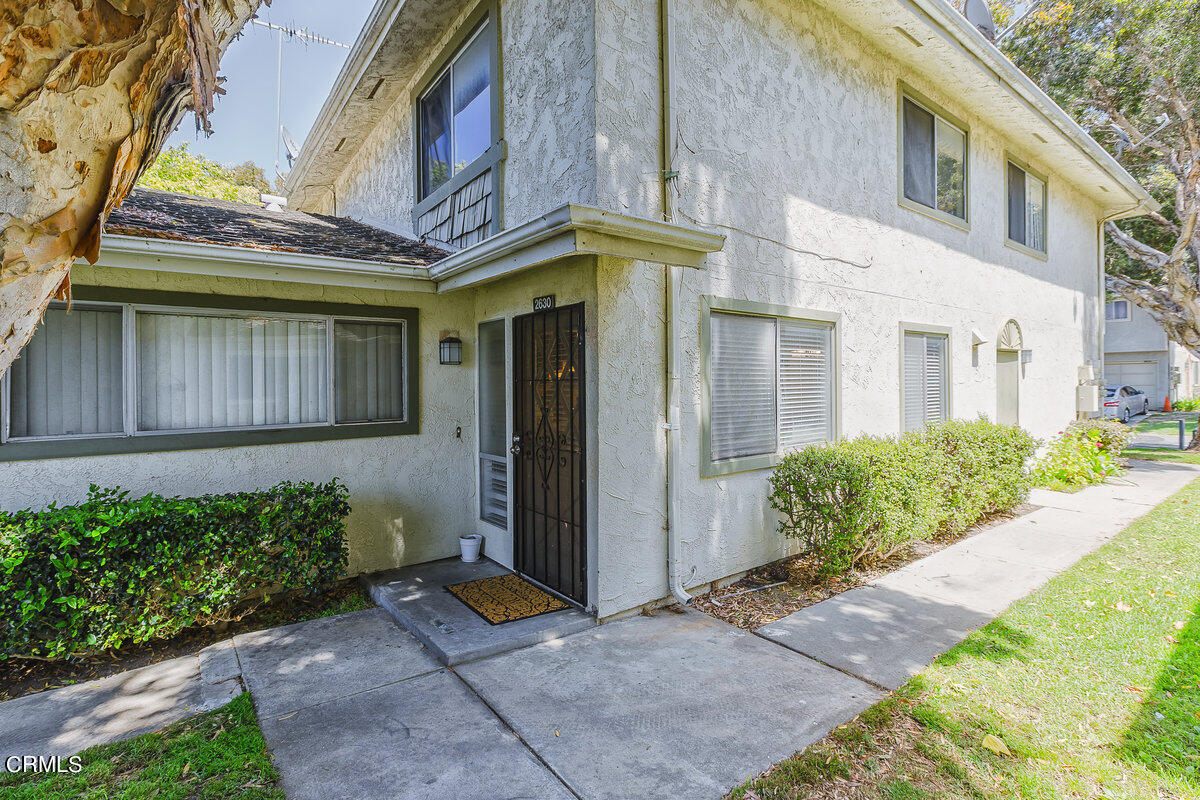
363 558 595 666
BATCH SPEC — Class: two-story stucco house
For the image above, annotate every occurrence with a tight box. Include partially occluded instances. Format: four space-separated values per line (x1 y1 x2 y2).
0 0 1152 621
1104 297 1200 409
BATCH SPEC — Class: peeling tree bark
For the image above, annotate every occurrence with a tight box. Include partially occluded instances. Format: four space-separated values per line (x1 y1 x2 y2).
0 0 264 376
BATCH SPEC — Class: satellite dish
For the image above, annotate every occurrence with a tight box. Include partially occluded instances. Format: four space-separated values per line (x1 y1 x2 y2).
964 0 997 41
281 126 301 166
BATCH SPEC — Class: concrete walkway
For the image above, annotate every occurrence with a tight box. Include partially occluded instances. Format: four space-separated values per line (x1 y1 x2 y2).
1 459 1195 798
757 458 1200 689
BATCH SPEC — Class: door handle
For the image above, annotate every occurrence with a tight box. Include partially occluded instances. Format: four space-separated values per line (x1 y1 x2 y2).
510 435 522 455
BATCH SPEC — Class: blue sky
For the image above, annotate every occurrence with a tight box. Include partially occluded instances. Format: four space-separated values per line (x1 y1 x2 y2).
166 0 375 186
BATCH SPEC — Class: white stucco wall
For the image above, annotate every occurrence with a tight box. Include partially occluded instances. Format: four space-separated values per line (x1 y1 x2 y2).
0 265 480 578
329 0 599 235
583 0 1108 616
1106 302 1169 354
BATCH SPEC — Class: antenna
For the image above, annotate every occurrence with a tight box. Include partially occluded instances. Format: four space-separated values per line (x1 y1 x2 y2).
250 18 351 186
995 0 1053 44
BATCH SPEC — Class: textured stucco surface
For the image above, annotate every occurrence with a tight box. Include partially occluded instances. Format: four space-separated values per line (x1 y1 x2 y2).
327 0 599 236
0 265 479 578
582 0 1110 616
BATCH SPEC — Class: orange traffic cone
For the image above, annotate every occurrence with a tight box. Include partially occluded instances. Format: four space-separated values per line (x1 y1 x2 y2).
1164 395 1172 412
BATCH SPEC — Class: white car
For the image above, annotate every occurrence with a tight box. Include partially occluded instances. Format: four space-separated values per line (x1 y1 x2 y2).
1103 385 1149 423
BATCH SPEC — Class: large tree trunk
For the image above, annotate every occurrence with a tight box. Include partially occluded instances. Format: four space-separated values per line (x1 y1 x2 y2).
0 0 263 376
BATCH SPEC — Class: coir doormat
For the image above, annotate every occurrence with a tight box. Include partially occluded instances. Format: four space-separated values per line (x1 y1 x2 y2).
445 573 570 625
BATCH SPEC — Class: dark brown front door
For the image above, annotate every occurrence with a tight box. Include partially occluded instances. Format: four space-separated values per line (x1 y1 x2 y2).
511 303 587 606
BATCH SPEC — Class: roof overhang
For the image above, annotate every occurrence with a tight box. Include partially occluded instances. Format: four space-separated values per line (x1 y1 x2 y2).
284 0 449 209
821 0 1153 218
430 205 727 292
87 206 725 295
87 234 437 293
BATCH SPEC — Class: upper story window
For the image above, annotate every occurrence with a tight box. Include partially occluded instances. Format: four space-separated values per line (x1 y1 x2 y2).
419 17 495 199
900 92 968 227
1106 299 1131 322
1007 160 1047 254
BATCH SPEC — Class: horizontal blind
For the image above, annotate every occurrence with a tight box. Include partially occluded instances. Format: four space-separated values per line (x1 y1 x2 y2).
710 312 776 461
9 305 123 438
480 454 507 526
335 321 406 423
778 320 834 449
903 331 948 431
478 319 506 456
924 334 948 424
137 312 328 431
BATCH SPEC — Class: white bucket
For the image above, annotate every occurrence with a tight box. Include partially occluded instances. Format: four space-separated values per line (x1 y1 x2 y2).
459 534 483 563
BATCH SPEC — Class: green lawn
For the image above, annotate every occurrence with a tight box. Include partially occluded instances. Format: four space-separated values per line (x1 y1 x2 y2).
0 694 283 799
731 476 1200 800
1135 412 1199 436
1127 448 1200 465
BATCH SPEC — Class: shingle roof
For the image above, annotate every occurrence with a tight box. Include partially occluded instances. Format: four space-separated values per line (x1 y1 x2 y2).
105 189 448 268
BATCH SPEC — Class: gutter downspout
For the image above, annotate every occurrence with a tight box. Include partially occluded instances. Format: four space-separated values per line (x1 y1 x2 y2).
660 0 691 606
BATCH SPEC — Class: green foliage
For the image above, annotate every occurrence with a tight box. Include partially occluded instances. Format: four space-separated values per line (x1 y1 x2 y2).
1030 423 1128 491
0 480 350 661
768 419 1037 576
1174 397 1200 411
0 694 284 799
138 143 271 204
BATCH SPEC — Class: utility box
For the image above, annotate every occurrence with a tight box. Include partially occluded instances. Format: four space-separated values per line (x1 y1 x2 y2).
1078 364 1096 383
1077 384 1100 414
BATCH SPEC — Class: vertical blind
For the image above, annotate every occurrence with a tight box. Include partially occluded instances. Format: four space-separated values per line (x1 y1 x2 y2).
9 305 123 438
1008 162 1046 252
5 302 410 441
903 331 948 432
334 321 406 424
137 312 328 431
710 311 835 463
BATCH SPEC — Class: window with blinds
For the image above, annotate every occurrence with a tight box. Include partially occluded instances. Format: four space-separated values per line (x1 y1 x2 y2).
2 299 412 445
903 331 949 431
901 95 968 223
708 310 835 467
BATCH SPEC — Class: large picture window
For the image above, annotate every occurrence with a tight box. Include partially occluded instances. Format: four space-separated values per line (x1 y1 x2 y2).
703 300 837 476
1007 160 1047 254
901 93 968 225
1 292 418 459
419 17 495 199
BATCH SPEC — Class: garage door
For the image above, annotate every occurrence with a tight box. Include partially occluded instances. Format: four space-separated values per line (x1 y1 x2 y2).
1107 360 1163 409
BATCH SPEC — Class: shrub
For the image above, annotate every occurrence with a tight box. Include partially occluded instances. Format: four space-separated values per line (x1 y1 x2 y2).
0 480 350 661
1174 397 1199 411
1031 425 1125 491
1068 418 1133 458
920 418 1036 534
769 418 1036 576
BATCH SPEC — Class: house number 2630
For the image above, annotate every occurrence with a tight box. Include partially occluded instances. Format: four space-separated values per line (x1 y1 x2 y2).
533 295 556 312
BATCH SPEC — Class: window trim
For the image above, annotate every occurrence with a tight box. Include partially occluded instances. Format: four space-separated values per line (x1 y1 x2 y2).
0 287 420 462
411 1 503 228
699 296 841 479
898 321 953 433
896 82 971 232
1004 153 1049 260
1106 298 1132 323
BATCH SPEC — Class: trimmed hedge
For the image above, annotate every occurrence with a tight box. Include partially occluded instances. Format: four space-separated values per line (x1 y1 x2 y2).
768 418 1036 576
0 480 350 661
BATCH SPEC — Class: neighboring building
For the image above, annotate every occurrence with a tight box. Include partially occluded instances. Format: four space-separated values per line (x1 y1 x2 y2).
0 0 1153 621
1104 298 1200 409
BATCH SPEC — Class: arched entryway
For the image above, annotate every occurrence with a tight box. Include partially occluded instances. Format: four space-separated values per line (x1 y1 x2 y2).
996 320 1023 425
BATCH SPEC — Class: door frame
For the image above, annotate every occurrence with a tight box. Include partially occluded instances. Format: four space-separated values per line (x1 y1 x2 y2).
510 302 588 607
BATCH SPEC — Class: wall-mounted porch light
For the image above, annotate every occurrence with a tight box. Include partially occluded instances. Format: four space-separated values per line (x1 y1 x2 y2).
440 336 463 365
